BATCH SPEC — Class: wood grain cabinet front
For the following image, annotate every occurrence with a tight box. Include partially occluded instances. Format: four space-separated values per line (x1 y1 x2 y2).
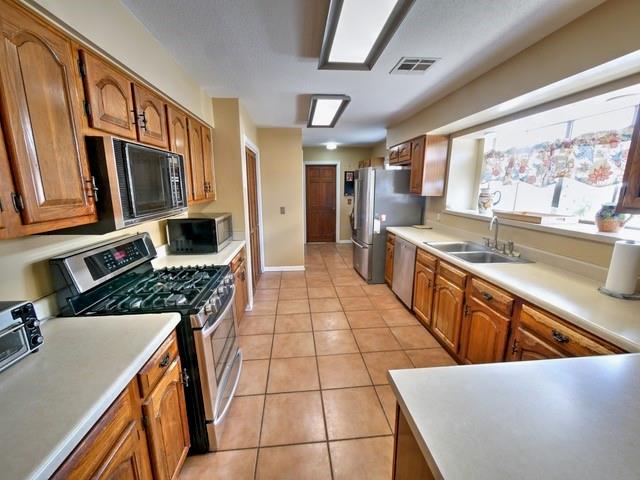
0 0 97 230
408 135 448 197
187 117 207 202
132 83 169 149
431 274 465 354
231 248 248 324
412 254 436 327
201 124 216 199
384 233 395 286
167 106 192 199
459 296 510 364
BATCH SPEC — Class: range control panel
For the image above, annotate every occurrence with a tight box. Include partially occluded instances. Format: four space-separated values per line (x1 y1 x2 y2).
85 237 149 280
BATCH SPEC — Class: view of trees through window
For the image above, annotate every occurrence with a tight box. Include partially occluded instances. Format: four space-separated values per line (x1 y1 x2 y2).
480 104 639 228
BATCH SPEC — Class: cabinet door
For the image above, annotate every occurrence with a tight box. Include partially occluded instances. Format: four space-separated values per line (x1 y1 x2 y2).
616 109 640 212
94 422 153 480
409 136 425 195
0 123 16 238
132 84 168 148
143 357 190 480
431 276 464 353
413 261 434 327
79 49 136 139
234 260 248 323
0 2 96 225
201 124 216 199
509 326 566 361
389 147 399 165
188 118 206 202
167 106 192 200
384 240 394 286
397 142 411 164
459 296 510 364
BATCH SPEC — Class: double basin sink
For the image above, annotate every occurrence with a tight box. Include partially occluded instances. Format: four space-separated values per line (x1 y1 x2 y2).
424 241 531 264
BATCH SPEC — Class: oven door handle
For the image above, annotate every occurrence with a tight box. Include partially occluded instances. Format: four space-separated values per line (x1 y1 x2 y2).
213 348 243 425
201 285 235 337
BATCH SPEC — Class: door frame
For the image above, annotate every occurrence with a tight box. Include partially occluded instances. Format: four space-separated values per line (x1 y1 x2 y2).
241 135 265 309
303 160 340 243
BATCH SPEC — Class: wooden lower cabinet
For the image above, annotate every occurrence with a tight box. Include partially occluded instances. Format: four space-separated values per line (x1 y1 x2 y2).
231 248 248 323
412 261 435 327
431 275 465 353
459 296 510 364
385 234 395 286
509 325 566 361
393 406 435 480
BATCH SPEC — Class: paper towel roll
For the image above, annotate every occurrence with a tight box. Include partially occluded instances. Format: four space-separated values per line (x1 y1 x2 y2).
605 240 640 295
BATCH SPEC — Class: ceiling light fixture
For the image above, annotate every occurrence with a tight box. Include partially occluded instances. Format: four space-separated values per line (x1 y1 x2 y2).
326 142 338 150
307 94 351 128
319 0 415 70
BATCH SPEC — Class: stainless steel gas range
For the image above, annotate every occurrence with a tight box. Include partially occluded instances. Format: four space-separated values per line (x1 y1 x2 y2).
50 233 242 453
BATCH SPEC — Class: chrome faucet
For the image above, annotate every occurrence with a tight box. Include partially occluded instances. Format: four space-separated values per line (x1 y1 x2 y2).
489 216 499 249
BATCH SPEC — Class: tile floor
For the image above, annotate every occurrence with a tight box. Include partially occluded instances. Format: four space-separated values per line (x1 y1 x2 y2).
180 243 456 480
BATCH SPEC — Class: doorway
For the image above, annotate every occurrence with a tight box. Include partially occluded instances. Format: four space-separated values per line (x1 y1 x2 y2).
245 146 261 289
305 164 337 242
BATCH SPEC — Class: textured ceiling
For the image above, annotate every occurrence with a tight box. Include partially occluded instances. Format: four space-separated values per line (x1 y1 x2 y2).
121 0 604 146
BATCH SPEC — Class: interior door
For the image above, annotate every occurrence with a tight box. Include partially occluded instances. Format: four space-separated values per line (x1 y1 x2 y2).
246 147 261 290
306 165 336 242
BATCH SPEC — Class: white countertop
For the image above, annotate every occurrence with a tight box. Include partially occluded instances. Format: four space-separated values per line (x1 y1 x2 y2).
153 240 245 270
389 354 640 480
0 313 181 480
387 226 640 352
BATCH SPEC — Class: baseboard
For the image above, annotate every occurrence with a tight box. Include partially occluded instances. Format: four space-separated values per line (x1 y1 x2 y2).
337 239 353 244
263 265 306 272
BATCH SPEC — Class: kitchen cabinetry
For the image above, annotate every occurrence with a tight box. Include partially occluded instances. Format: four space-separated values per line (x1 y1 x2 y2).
389 141 411 165
617 106 640 212
132 84 169 149
358 157 384 168
412 249 436 327
385 233 395 286
167 106 192 198
0 0 97 230
231 248 248 323
431 269 465 354
201 124 216 200
459 296 510 364
409 135 448 196
78 49 137 139
187 118 215 203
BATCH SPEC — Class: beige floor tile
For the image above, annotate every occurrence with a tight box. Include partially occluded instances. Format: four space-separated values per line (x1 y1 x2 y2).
391 325 440 349
311 311 350 331
331 276 365 287
362 350 413 385
280 278 307 288
239 334 273 360
179 449 257 480
307 277 334 287
261 272 282 279
245 300 278 316
322 387 391 440
362 284 394 296
278 287 308 300
345 310 387 329
217 395 264 450
405 348 457 367
256 278 280 290
274 314 312 333
334 285 366 297
353 327 402 352
253 289 279 302
340 296 375 311
271 332 315 358
317 353 371 389
260 391 326 446
314 330 359 355
236 359 269 396
267 356 319 393
375 385 397 432
282 271 306 280
307 286 337 298
380 308 420 326
238 315 275 335
256 443 332 480
309 298 343 313
277 299 310 315
370 295 404 310
329 436 394 480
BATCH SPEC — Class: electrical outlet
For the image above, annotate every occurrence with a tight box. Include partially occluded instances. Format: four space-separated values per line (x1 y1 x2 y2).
280 206 285 215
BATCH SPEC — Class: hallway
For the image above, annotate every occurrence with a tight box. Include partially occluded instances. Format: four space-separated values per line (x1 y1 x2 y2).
180 243 455 479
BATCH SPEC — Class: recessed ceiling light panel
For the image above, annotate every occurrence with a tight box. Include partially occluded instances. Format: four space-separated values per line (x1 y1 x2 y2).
319 0 415 71
307 94 351 128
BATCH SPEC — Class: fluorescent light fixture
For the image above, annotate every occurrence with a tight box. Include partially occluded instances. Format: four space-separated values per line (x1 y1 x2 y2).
319 0 415 70
307 94 351 128
326 142 338 150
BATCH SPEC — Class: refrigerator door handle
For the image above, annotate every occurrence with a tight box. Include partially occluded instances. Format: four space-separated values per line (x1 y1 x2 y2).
353 177 359 233
352 237 368 249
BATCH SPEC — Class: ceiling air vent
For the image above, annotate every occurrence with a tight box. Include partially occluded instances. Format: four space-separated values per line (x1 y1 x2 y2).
390 57 438 75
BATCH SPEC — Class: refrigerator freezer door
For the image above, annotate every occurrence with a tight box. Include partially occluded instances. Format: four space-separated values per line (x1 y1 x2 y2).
355 168 375 245
392 237 417 307
352 238 372 281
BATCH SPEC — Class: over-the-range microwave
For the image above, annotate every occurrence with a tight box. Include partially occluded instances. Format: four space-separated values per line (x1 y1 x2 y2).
58 136 188 234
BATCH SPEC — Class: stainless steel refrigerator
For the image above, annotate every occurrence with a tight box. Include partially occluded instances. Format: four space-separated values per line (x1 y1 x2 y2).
352 168 423 283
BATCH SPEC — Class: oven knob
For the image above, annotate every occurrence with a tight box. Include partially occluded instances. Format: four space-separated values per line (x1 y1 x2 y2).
225 276 233 285
217 286 226 295
31 335 43 345
204 303 213 315
28 318 41 329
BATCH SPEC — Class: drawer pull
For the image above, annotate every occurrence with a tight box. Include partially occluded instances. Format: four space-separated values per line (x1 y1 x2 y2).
551 329 569 344
159 353 171 368
481 292 493 301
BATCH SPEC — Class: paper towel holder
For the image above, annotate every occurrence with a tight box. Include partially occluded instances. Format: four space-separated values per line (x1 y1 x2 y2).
598 286 640 300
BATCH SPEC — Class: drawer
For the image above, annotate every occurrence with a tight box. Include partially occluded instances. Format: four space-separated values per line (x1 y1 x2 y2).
519 304 622 357
437 261 467 289
469 278 514 317
138 332 179 398
416 248 437 270
229 247 245 273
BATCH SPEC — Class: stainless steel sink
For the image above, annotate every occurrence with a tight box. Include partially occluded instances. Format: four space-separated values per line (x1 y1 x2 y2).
450 251 531 264
425 241 492 253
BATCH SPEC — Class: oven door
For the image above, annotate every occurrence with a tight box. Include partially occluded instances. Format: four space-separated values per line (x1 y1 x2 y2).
0 323 30 373
193 287 243 448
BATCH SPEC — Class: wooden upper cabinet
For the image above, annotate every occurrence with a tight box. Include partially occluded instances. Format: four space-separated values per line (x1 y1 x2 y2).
388 146 399 165
459 296 510 364
132 83 168 149
0 1 96 226
78 49 136 139
201 124 215 199
0 124 16 237
409 135 448 196
188 117 206 202
616 108 640 212
167 106 192 199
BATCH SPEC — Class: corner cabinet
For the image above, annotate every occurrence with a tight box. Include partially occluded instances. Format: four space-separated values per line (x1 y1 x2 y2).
617 107 640 212
0 0 97 230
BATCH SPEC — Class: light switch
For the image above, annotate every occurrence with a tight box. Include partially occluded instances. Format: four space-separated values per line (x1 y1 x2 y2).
280 206 285 214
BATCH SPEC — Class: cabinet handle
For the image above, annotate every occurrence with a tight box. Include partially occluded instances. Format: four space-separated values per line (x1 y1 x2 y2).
159 353 171 368
481 292 493 301
85 176 99 202
133 110 148 131
181 367 190 387
551 329 569 344
511 340 519 354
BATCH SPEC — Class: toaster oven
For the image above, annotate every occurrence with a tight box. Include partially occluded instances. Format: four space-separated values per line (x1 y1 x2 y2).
0 302 43 374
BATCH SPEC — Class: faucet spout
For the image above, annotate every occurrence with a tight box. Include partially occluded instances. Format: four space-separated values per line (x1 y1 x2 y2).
489 216 499 248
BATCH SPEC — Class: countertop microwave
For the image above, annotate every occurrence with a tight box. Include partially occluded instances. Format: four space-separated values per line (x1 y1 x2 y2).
167 214 233 254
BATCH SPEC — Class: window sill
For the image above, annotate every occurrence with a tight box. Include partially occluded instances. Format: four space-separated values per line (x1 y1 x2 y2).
442 209 640 245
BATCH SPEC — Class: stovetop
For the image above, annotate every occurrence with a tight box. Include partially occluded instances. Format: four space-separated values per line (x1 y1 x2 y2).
86 265 227 315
